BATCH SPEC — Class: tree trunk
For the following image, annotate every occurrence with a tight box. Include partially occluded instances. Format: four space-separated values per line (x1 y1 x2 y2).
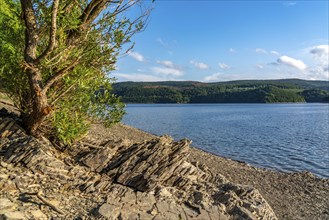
22 101 49 136
22 68 51 136
22 95 50 136
20 0 52 135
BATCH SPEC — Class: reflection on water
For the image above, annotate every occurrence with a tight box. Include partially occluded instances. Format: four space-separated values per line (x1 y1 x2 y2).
123 103 329 178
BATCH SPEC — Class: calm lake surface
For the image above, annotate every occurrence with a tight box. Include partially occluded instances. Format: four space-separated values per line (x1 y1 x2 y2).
123 104 329 178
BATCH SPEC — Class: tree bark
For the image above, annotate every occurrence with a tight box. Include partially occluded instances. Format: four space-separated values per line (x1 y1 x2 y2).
20 0 51 135
22 68 50 135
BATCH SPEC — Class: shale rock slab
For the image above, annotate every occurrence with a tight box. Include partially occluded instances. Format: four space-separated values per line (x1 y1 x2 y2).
0 118 278 219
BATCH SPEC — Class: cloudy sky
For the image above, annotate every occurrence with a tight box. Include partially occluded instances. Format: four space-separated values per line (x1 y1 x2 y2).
113 1 329 82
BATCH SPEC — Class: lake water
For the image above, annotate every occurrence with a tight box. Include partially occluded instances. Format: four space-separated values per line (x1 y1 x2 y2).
123 104 329 178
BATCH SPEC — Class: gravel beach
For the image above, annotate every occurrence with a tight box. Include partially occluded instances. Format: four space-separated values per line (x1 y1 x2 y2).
100 123 329 220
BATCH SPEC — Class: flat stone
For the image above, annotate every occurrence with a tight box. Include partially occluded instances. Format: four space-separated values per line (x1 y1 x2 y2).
157 187 173 199
80 146 119 172
0 198 16 211
231 205 257 220
218 213 230 220
155 200 171 213
161 211 183 220
139 212 156 219
181 205 199 218
120 190 136 204
98 203 121 218
119 210 140 220
136 191 156 209
0 161 9 168
0 211 26 220
30 210 47 219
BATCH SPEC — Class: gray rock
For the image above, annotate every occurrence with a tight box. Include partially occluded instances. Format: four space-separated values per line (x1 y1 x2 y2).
98 203 121 219
80 145 120 172
0 212 26 220
231 205 257 220
30 210 47 219
0 198 16 211
139 212 156 220
136 191 156 209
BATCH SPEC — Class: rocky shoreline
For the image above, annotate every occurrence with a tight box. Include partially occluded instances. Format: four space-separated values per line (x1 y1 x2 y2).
0 102 328 219
101 123 329 220
0 116 278 219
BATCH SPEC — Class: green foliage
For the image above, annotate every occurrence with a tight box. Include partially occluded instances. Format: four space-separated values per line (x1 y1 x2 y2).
0 0 27 105
50 67 125 143
301 89 329 103
264 86 304 103
113 80 328 104
0 0 147 143
52 109 89 145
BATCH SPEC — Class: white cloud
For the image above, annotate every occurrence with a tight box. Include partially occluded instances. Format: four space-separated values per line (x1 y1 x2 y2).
255 48 267 54
190 60 209 69
157 60 175 68
271 52 327 80
308 45 329 80
307 66 329 80
113 60 185 80
156 38 167 47
270 51 280 56
204 73 223 82
152 67 183 77
310 45 329 57
218 63 231 70
128 52 145 62
256 64 264 69
324 66 329 72
204 72 243 82
283 2 297 7
112 73 166 82
277 56 307 71
153 60 183 77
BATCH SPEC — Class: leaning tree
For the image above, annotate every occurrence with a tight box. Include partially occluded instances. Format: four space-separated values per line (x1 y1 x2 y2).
0 0 150 143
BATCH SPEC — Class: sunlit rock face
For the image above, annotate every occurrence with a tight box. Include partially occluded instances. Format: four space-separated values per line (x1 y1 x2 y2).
0 117 277 219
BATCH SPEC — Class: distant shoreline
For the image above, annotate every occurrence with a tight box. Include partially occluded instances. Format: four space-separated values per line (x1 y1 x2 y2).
113 79 329 104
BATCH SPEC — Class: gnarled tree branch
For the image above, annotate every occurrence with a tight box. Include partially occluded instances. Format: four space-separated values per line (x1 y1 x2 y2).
34 0 60 63
20 0 38 63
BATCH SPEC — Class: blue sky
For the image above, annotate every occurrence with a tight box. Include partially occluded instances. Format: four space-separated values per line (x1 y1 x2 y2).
113 1 329 82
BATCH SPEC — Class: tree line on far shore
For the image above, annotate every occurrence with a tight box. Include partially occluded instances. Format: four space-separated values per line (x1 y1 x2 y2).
113 79 329 104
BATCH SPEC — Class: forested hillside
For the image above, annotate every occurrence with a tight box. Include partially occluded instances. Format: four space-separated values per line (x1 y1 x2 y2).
113 79 329 103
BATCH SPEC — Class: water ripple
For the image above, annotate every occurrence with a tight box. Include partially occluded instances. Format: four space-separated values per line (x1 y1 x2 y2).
124 103 329 178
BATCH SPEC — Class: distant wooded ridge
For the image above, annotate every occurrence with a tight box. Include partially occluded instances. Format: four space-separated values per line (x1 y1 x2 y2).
112 79 329 103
